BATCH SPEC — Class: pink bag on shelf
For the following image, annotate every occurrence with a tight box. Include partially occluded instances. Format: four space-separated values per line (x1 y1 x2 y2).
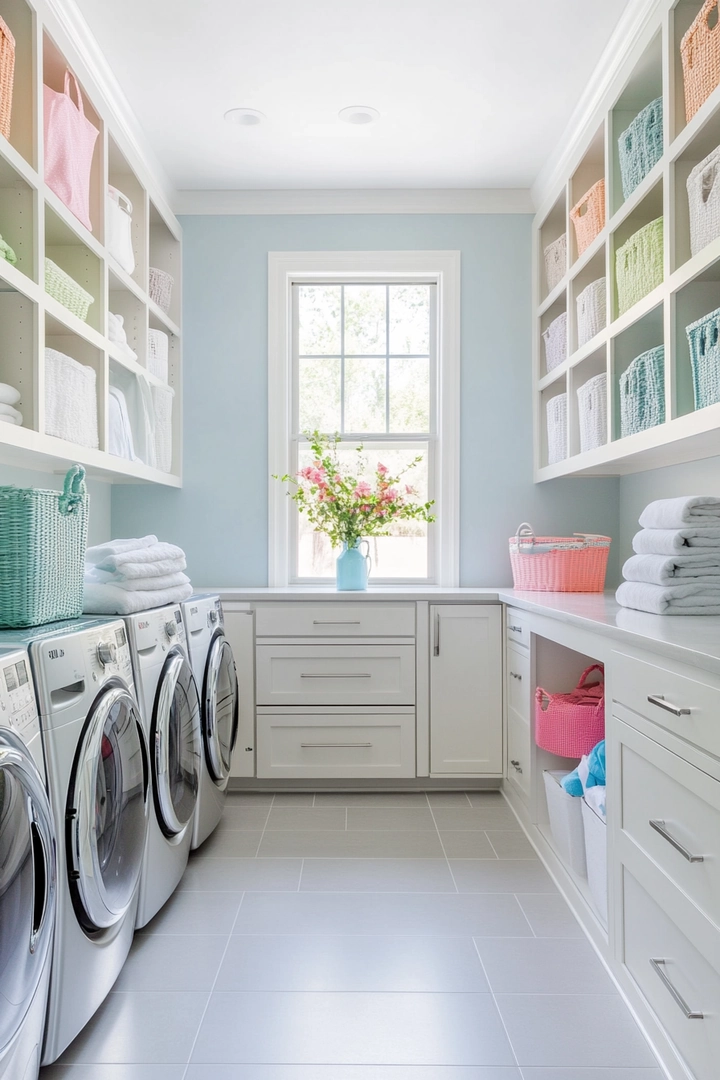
535 664 605 758
43 70 99 231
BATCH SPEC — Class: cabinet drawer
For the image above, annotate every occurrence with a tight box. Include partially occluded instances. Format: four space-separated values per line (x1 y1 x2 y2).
256 710 415 778
623 867 720 1080
256 644 415 706
507 706 531 801
506 608 529 651
506 645 531 721
255 603 415 638
618 720 720 930
613 650 720 759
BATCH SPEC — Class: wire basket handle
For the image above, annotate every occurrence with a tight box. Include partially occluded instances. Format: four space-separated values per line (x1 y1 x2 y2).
59 464 86 515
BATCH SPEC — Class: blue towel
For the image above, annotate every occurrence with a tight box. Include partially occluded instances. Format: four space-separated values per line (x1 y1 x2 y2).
560 739 606 796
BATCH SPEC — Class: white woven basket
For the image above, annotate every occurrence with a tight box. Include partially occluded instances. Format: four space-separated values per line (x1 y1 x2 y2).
577 372 607 453
576 278 606 348
149 267 174 314
546 392 568 465
44 348 98 449
544 234 567 293
687 144 720 257
542 311 567 372
151 383 174 473
147 328 169 382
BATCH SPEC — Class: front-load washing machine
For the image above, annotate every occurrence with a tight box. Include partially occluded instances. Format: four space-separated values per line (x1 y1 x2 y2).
122 605 201 928
180 595 238 848
0 647 56 1080
0 619 149 1064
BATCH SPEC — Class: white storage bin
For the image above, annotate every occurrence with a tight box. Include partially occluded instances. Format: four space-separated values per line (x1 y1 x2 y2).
44 348 98 449
543 770 587 877
576 372 607 452
542 311 567 373
147 328 169 382
576 278 606 347
544 234 567 292
687 144 720 258
582 796 607 929
546 392 567 465
151 383 174 473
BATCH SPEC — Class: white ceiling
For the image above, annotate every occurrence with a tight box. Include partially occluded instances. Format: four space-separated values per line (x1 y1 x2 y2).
75 0 630 192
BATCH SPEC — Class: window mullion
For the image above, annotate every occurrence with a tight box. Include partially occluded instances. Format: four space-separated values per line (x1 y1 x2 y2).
340 285 345 434
385 283 390 434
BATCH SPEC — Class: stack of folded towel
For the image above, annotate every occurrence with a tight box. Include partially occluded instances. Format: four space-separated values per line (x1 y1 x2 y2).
83 534 193 615
617 496 720 614
0 381 23 426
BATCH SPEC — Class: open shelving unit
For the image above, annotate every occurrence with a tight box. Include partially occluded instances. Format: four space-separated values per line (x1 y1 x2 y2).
0 0 181 485
533 1 720 481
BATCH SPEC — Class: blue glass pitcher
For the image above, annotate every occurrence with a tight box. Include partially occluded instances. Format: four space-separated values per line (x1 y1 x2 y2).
336 539 371 591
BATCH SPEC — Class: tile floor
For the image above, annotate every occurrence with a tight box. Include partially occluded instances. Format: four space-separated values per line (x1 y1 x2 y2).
41 791 664 1080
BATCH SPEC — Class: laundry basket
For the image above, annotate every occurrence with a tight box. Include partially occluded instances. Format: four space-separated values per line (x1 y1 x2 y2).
152 383 174 473
542 311 567 373
544 234 566 293
535 665 605 757
687 144 720 257
615 217 663 316
582 798 608 928
577 372 607 452
509 524 611 593
681 0 720 123
546 393 567 464
543 771 587 877
147 328 169 382
0 465 88 627
617 97 663 200
620 345 665 438
149 267 173 314
45 258 94 322
570 179 605 256
686 306 720 409
576 278 606 347
0 16 15 141
44 347 98 448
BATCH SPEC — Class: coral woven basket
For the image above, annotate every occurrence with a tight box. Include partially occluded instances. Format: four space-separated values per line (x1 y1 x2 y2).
682 0 720 123
509 524 611 593
0 16 15 141
570 179 606 256
535 665 605 758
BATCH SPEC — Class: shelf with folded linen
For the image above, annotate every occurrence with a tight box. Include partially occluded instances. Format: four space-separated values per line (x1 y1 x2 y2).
109 359 175 475
148 199 180 330
0 289 36 433
44 318 104 452
0 151 35 285
44 203 103 334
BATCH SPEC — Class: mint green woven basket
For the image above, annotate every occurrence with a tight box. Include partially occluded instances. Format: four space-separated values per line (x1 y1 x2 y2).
620 345 665 438
615 217 664 316
0 465 89 628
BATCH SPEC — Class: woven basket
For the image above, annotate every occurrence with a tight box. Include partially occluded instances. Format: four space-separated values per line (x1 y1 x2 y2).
149 267 173 314
576 278 606 347
615 217 663 316
152 383 174 473
44 258 94 322
687 144 720 257
0 16 15 141
682 0 720 123
686 306 720 410
617 97 663 201
535 665 605 756
620 345 665 438
544 234 566 293
44 348 98 448
509 524 611 593
577 372 607 453
546 393 567 465
0 465 88 628
570 179 606 256
542 311 567 373
147 328 169 382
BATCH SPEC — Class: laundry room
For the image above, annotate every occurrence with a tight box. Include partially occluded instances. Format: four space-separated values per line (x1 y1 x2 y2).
1 1 720 1079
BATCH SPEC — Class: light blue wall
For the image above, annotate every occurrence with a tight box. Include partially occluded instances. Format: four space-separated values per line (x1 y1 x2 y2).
0 463 111 545
112 213 622 587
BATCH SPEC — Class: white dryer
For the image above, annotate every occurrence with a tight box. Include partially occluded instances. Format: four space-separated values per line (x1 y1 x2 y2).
0 647 56 1080
122 605 201 928
180 595 239 849
0 619 149 1065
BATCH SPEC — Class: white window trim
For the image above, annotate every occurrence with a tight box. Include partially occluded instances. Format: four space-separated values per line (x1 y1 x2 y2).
268 250 461 588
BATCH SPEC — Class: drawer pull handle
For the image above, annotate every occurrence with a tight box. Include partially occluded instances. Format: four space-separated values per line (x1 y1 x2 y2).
509 624 523 633
649 820 704 863
300 742 372 748
647 695 691 717
510 759 523 773
300 673 372 679
509 671 522 680
312 620 361 625
650 958 704 1019
434 611 440 656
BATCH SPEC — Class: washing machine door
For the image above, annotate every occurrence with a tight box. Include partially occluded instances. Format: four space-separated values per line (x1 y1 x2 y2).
66 681 148 933
0 730 56 1057
202 631 238 784
151 648 201 838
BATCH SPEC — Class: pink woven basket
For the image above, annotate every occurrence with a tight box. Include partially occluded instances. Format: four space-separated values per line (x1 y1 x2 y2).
509 523 611 593
535 665 605 758
570 178 606 256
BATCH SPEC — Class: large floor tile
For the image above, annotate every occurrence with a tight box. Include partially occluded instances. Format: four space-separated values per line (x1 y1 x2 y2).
234 891 533 936
216 934 490 991
495 995 657 1068
486 831 537 858
113 934 228 992
433 808 521 831
521 1070 664 1079
271 793 316 805
314 792 430 807
136 891 243 935
346 807 437 831
299 857 456 892
40 1068 185 1079
178 857 302 891
475 937 617 994
185 1067 522 1078
258 829 445 857
450 860 557 894
265 806 347 830
214 806 271 830
515 895 585 938
190 991 515 1065
190 829 262 857
426 792 474 807
56 992 208 1064
465 793 508 808
440 832 498 859
225 792 275 806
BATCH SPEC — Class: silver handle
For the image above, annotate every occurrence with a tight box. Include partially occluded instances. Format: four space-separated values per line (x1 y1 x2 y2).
300 673 371 679
312 620 361 625
647 694 691 717
509 671 522 680
649 820 704 863
300 742 372 748
509 624 523 633
650 959 704 1019
510 759 523 773
434 611 440 656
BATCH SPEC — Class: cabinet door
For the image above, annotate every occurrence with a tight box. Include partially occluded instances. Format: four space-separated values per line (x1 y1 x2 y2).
430 605 503 775
223 604 256 778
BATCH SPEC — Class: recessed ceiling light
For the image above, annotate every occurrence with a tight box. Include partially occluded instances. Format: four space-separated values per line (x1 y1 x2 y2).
224 108 265 126
338 105 379 126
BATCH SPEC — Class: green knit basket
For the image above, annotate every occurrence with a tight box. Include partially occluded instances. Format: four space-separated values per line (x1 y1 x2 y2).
620 345 665 438
0 465 89 628
615 217 664 316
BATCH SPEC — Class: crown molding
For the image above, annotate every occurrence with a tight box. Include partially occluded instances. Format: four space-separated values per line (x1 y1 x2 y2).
174 187 534 216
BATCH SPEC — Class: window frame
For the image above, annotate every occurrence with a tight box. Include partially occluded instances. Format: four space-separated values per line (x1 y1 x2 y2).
268 250 461 587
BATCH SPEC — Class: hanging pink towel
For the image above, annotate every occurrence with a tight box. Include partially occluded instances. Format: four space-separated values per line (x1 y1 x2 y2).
43 70 99 231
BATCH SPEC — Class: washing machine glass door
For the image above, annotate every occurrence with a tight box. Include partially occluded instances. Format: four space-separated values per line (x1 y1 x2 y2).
67 682 148 933
0 731 56 1055
152 649 201 837
203 633 238 784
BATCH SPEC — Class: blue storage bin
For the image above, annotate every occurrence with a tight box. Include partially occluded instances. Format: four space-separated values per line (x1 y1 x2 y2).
686 306 720 410
618 97 663 201
620 345 665 438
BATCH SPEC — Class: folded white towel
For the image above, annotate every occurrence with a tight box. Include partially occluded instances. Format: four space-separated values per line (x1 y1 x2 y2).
0 411 22 426
0 402 21 421
102 556 188 580
95 541 185 573
82 581 193 615
108 386 138 461
639 496 720 530
86 536 158 565
0 382 20 406
616 580 720 615
632 527 720 554
85 566 190 592
623 553 720 584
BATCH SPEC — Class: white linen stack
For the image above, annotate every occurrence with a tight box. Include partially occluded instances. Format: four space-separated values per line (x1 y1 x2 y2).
83 534 193 614
617 497 720 614
0 381 22 426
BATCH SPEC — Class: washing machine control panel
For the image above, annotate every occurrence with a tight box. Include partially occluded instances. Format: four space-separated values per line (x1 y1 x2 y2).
89 626 133 685
133 606 187 653
0 652 41 741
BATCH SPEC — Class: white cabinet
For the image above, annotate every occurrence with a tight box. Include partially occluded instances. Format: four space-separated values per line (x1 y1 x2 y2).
429 604 503 775
256 644 415 707
223 603 255 778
